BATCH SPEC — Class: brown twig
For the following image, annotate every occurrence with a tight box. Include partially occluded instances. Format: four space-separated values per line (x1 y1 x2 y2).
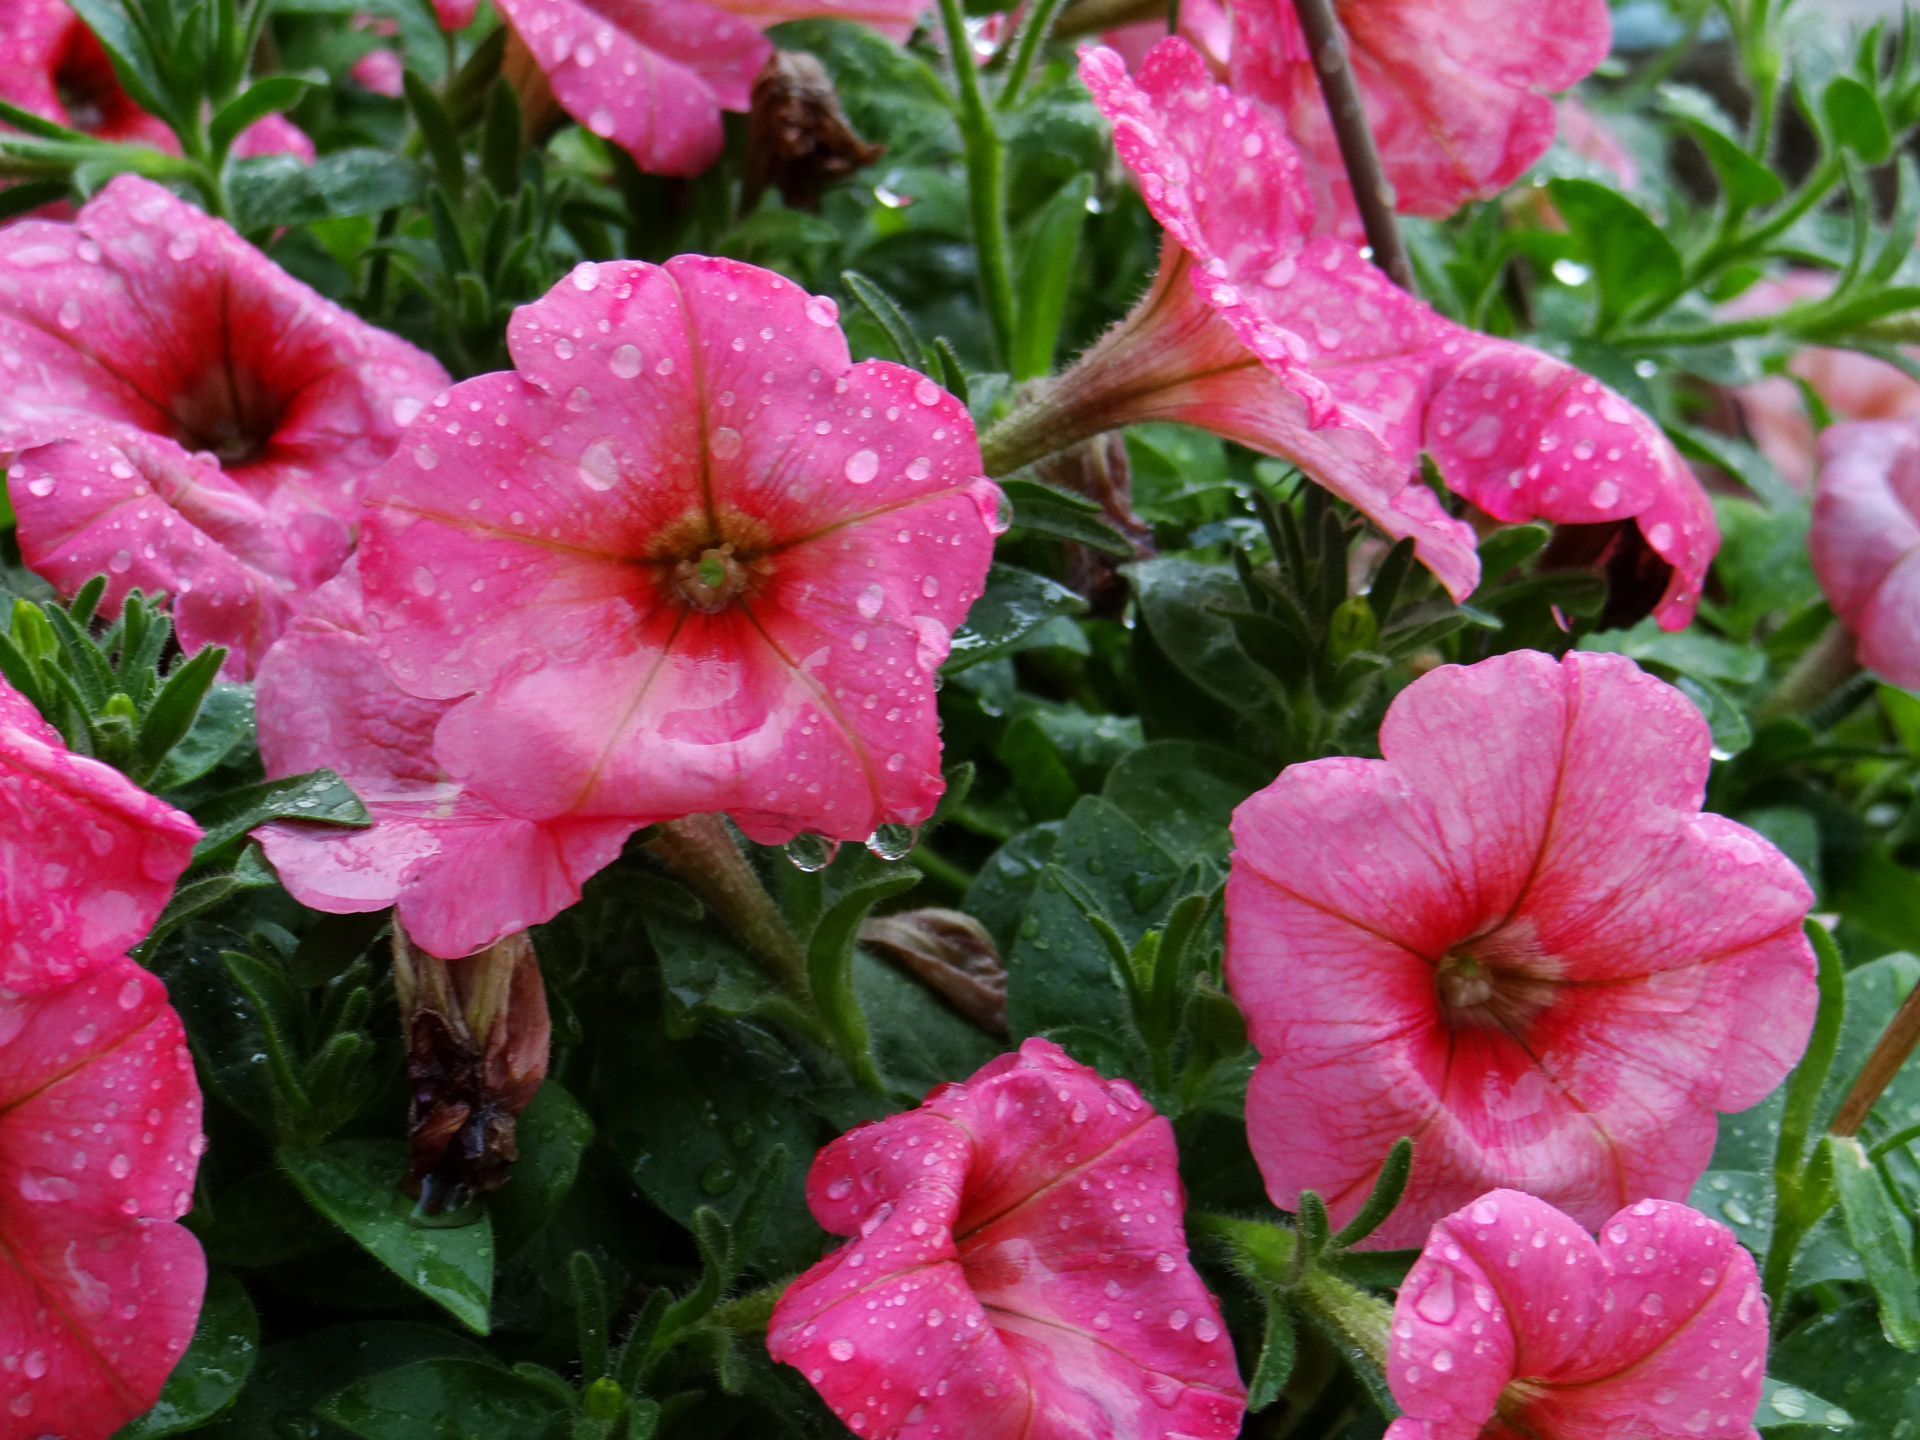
1831 977 1920 1138
1288 0 1415 293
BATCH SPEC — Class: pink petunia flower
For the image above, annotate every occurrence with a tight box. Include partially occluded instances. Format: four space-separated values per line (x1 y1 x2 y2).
1227 0 1611 237
768 1037 1246 1440
988 41 1714 623
1387 1190 1767 1440
1103 0 1230 79
1555 95 1638 190
253 562 639 959
349 46 407 98
0 959 208 1440
494 0 919 178
0 0 315 160
1 175 449 675
1225 650 1817 1249
1809 420 1920 690
355 256 999 848
0 674 200 995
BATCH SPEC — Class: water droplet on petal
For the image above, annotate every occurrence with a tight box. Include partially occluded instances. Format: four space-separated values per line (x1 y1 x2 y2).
710 426 743 459
914 378 942 407
806 295 840 326
845 449 879 484
785 833 840 871
828 1338 856 1362
865 824 919 861
609 343 642 378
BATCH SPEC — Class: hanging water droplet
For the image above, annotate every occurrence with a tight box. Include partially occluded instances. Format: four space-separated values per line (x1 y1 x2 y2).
785 833 840 871
865 823 919 861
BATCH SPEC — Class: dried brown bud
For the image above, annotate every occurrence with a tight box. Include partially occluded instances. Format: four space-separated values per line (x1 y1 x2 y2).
1034 428 1155 619
745 51 883 213
393 927 551 1213
859 908 1008 1037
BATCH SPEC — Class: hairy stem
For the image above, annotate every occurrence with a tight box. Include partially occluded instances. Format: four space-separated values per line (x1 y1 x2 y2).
998 0 1073 110
1831 976 1920 1137
644 814 808 999
1756 622 1860 724
937 0 1017 361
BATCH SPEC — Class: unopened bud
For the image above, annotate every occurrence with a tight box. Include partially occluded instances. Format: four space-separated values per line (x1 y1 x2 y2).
393 926 551 1213
859 908 1008 1037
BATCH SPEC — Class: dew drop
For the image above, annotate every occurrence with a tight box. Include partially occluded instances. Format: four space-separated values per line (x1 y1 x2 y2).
865 824 919 861
1414 1267 1457 1324
805 295 840 327
914 378 942 407
710 426 743 459
609 343 642 378
785 833 840 872
845 449 880 484
578 438 620 490
828 1338 856 1362
57 299 81 329
857 583 885 619
167 231 199 261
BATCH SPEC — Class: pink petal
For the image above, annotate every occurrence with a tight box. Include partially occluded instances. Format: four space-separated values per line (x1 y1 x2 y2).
1424 338 1716 629
1811 420 1920 688
350 48 407 96
359 256 997 844
254 566 636 958
1230 0 1611 233
1105 0 1229 75
229 112 316 161
0 0 178 150
699 0 925 41
0 678 200 994
1389 1191 1765 1440
1226 653 1816 1245
0 961 208 1438
497 0 769 174
769 1038 1245 1440
434 0 479 26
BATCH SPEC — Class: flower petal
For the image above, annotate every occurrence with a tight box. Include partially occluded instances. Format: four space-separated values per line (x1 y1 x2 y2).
1812 420 1920 687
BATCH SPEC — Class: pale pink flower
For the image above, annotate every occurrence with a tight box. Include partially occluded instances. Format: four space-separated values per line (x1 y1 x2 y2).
1228 0 1611 236
494 0 919 177
1387 1190 1767 1440
1104 0 1230 78
1723 273 1920 490
1 175 449 675
0 675 200 995
994 41 1714 622
254 563 638 959
1809 420 1920 690
768 1037 1245 1440
357 256 999 847
349 46 407 97
1225 650 1817 1249
0 0 314 159
0 960 207 1440
1555 94 1637 189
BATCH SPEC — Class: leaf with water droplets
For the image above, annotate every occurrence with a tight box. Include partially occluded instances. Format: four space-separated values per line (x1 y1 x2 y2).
115 1272 260 1438
316 1358 568 1439
944 564 1087 673
191 767 371 857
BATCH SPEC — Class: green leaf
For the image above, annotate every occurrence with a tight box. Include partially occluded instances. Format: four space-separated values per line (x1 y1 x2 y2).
1679 118 1786 212
488 1081 596 1257
1126 558 1287 737
1545 178 1685 333
200 1322 488 1435
1756 1376 1853 1431
480 77 523 197
944 564 1087 672
318 1359 569 1439
114 1272 259 1437
1824 75 1894 162
1771 1301 1920 1435
191 768 371 856
208 75 313 157
280 1139 496 1333
1100 741 1269 866
807 862 920 1089
63 0 173 124
1246 1290 1295 1412
1832 1134 1920 1350
1002 479 1135 556
996 713 1082 822
852 947 1000 1099
153 681 254 790
1011 173 1093 381
843 270 930 370
227 150 426 231
404 68 466 198
132 645 226 784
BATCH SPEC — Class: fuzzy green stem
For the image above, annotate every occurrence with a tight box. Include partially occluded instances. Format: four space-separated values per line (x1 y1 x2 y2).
644 815 808 999
937 0 1017 362
1756 622 1860 724
1296 1269 1393 1372
997 0 1072 110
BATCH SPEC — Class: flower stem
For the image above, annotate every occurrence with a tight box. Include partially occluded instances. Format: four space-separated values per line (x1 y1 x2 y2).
644 815 809 1000
998 0 1072 111
1831 975 1920 1137
1288 0 1414 293
937 0 1017 362
1295 1268 1393 1373
1755 621 1859 724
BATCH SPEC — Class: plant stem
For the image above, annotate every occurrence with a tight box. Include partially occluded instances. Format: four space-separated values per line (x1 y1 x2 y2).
643 814 809 1000
1756 622 1859 723
937 0 1017 362
998 0 1072 110
1831 975 1920 1137
1296 1268 1393 1372
1288 0 1414 293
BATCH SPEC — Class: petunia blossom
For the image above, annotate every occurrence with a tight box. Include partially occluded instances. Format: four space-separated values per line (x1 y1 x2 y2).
356 256 998 848
1387 1190 1767 1440
0 959 208 1440
1227 0 1611 236
0 674 200 995
1104 0 1230 78
253 562 639 959
349 46 407 97
768 1037 1245 1440
984 41 1714 624
1809 420 1920 690
495 0 919 178
1 175 449 674
1225 650 1817 1249
0 0 314 160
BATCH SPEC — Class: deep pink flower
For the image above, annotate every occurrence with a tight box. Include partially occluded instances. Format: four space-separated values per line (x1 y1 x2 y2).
253 563 638 959
349 47 407 97
0 959 207 1440
987 41 1714 621
1387 1190 1767 1440
433 0 478 28
1228 0 1611 236
0 675 200 995
768 1037 1245 1440
0 0 314 159
1 175 449 674
1809 420 1920 690
1225 650 1817 1249
356 256 998 847
1104 0 1230 78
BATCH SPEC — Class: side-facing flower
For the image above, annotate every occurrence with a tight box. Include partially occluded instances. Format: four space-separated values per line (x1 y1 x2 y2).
1 175 449 674
1225 650 1817 1248
1228 0 1611 235
1809 420 1920 690
0 959 208 1440
1387 1190 1767 1440
0 674 200 994
358 256 999 847
253 562 638 959
1104 0 1230 78
984 42 1715 624
768 1037 1245 1440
